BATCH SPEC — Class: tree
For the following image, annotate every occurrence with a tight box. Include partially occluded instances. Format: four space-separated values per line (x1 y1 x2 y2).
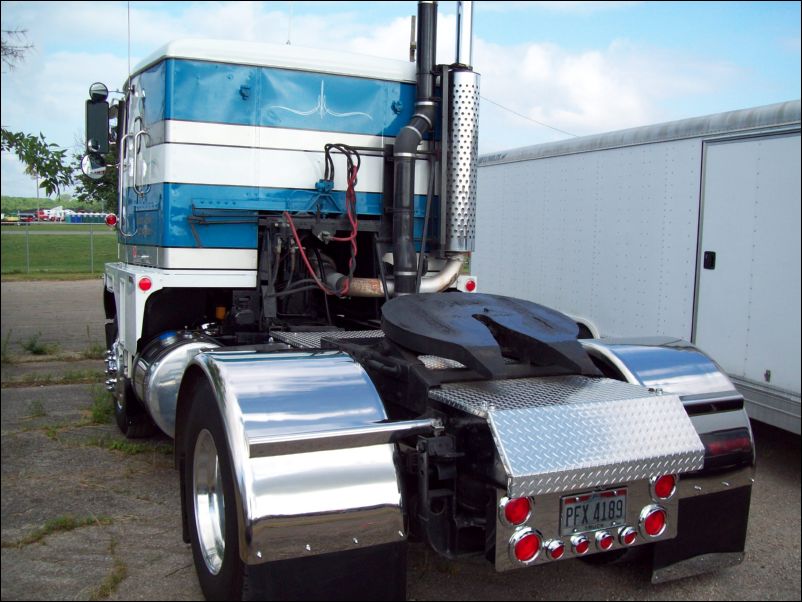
1 28 32 70
1 28 74 197
72 149 118 212
1 130 74 196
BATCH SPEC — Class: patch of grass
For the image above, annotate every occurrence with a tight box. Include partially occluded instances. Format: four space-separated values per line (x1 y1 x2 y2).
2 369 106 388
18 332 56 356
83 325 107 360
1 329 12 364
90 538 128 600
89 384 114 424
27 399 47 418
43 425 61 440
2 515 112 548
84 435 173 456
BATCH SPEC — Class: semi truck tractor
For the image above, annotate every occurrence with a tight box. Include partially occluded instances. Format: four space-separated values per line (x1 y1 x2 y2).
81 2 755 600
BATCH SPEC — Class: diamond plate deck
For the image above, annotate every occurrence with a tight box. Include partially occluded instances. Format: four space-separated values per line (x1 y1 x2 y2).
271 330 385 349
430 376 705 496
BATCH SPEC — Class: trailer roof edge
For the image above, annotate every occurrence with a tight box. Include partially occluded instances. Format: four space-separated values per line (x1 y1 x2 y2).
479 100 801 167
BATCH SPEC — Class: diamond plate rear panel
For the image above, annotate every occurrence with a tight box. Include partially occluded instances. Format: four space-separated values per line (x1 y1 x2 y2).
430 376 704 497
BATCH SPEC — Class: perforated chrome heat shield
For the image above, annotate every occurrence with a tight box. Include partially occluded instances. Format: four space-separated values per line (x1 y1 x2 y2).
444 69 480 252
430 376 705 497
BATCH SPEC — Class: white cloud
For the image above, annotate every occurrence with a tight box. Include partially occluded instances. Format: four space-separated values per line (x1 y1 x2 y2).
473 37 740 151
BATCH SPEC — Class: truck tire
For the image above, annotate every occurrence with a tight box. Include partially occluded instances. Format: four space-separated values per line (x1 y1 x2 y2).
184 378 247 600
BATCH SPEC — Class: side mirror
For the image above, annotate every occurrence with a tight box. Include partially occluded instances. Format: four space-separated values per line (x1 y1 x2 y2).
81 153 107 180
86 82 110 154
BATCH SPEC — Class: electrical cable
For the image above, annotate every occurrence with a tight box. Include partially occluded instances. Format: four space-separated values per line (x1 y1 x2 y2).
284 143 362 298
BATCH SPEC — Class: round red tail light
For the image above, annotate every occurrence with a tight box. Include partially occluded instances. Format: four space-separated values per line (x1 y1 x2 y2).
595 531 614 551
138 277 153 292
105 213 118 227
571 534 590 555
465 279 477 292
501 496 531 526
619 526 638 546
511 530 541 563
641 505 667 537
653 474 677 499
546 540 565 560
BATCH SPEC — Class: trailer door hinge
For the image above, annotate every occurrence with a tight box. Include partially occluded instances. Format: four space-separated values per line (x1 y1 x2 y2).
703 251 717 270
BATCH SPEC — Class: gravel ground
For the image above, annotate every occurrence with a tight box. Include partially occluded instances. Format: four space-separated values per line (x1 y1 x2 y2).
1 280 799 601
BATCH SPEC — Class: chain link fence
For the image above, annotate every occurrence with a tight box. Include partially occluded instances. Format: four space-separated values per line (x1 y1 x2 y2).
1 223 118 275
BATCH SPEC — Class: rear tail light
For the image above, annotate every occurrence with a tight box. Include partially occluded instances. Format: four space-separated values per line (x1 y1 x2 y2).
652 474 677 500
595 530 615 551
571 534 590 555
545 540 565 560
500 496 531 526
701 428 754 470
105 213 118 227
640 505 667 537
510 529 541 564
619 526 638 546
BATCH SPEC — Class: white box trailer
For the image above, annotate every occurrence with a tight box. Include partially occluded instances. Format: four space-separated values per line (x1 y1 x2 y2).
475 100 801 434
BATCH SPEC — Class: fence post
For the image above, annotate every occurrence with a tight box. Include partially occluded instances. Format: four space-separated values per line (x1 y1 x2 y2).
25 222 30 274
90 222 95 273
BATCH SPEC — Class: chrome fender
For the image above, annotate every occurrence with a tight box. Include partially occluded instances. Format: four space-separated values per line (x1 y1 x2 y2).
580 337 755 582
177 349 410 566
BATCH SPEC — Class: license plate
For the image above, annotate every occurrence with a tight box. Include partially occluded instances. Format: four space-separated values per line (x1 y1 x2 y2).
560 488 627 536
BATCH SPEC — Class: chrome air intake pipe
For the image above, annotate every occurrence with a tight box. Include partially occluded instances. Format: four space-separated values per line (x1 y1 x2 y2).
443 1 480 252
392 0 438 296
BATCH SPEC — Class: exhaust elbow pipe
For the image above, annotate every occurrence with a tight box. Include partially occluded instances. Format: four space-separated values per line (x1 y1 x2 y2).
327 253 467 298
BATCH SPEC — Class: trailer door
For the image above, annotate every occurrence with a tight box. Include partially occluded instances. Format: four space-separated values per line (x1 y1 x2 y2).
694 131 801 431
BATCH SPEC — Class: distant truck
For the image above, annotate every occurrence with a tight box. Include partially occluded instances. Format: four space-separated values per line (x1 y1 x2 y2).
475 100 801 434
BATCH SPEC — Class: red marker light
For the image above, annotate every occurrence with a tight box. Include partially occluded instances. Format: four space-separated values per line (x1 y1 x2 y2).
596 531 614 551
105 213 118 227
641 506 667 537
138 277 152 292
653 475 677 500
511 530 541 563
619 526 638 546
465 279 477 292
571 534 590 555
546 540 565 560
502 497 531 526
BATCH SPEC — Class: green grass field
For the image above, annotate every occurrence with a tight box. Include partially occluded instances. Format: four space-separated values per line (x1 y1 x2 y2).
1 230 119 276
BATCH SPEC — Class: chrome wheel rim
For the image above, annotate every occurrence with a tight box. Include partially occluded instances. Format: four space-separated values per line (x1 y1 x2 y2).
193 429 226 575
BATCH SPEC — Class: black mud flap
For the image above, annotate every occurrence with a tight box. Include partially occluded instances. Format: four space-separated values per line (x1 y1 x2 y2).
243 542 407 601
652 485 751 583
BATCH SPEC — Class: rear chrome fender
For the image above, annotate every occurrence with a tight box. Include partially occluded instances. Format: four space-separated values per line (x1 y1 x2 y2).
580 337 755 582
176 349 410 566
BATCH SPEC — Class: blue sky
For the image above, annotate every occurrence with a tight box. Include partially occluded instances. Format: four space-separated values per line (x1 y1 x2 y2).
1 1 800 198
